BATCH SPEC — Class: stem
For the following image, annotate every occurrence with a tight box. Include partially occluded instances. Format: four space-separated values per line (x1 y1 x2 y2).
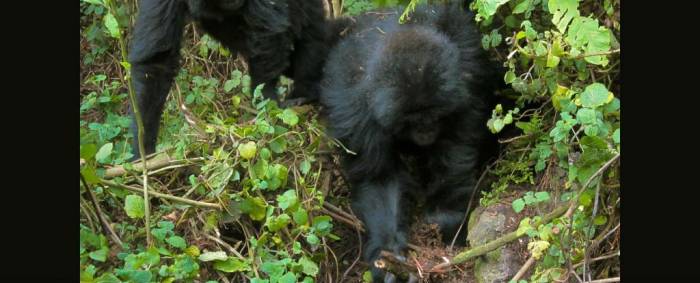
100 179 222 209
430 204 568 271
105 0 152 246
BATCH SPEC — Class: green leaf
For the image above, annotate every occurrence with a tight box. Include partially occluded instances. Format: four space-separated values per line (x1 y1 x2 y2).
95 143 113 163
548 0 580 33
306 233 320 245
167 236 187 249
593 215 608 225
82 0 104 5
293 208 309 225
504 70 517 84
81 144 98 160
475 0 510 18
300 159 311 175
612 128 620 144
512 198 525 213
277 109 299 126
269 138 288 154
224 80 238 92
81 166 100 184
199 251 228 262
512 0 530 14
312 215 333 235
89 247 108 262
580 83 610 108
298 256 319 276
493 118 505 133
240 197 267 221
238 141 257 160
277 190 299 211
214 257 251 273
279 272 297 283
124 195 145 219
266 214 291 232
490 29 502 47
534 192 550 202
546 53 560 68
363 270 373 283
576 108 596 124
103 13 121 38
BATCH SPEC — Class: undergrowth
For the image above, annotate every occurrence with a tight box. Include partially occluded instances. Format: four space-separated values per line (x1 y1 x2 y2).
80 0 619 282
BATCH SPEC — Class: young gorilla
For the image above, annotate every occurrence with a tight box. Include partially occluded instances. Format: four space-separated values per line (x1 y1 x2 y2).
129 0 327 158
321 4 500 282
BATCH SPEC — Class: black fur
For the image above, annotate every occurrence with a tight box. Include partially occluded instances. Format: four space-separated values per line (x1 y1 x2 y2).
320 4 500 281
128 0 328 158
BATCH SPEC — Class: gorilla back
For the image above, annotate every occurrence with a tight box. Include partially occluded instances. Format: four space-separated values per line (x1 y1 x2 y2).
320 4 499 281
128 0 327 158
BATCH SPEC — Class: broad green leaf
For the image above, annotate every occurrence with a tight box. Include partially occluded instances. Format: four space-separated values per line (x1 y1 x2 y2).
306 233 320 245
512 198 525 213
266 214 291 232
240 197 267 221
613 128 620 144
504 70 516 84
534 192 550 202
89 247 108 262
576 108 596 124
580 83 609 108
293 208 309 225
298 256 319 276
277 109 299 126
81 144 98 160
475 0 510 18
214 257 251 273
124 195 145 219
277 190 299 211
166 236 187 249
300 159 311 175
548 0 580 33
95 143 113 163
238 141 257 160
269 138 287 154
512 0 531 14
103 13 121 38
279 272 296 283
82 0 104 5
594 215 608 225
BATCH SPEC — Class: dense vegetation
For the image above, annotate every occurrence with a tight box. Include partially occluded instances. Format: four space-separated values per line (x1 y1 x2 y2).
80 0 619 282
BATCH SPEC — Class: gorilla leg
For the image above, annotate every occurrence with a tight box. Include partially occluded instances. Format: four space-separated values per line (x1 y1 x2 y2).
423 142 479 244
128 0 187 158
352 176 413 282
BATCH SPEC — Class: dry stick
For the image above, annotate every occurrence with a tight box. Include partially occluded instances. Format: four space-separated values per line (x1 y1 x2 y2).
204 233 246 260
105 0 152 246
104 154 203 179
374 251 419 281
100 179 222 209
81 174 124 247
511 256 536 282
588 277 620 283
430 204 569 272
573 251 619 269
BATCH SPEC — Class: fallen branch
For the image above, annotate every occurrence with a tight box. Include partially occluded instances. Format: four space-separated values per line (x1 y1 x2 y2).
511 256 536 282
104 154 203 179
100 179 222 209
430 204 568 271
589 277 620 283
374 251 418 281
81 173 124 247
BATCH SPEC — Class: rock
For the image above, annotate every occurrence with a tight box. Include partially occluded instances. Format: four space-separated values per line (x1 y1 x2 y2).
467 203 524 283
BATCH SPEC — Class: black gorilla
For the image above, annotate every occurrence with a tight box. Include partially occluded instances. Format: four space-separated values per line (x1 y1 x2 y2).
129 0 328 158
320 4 500 282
